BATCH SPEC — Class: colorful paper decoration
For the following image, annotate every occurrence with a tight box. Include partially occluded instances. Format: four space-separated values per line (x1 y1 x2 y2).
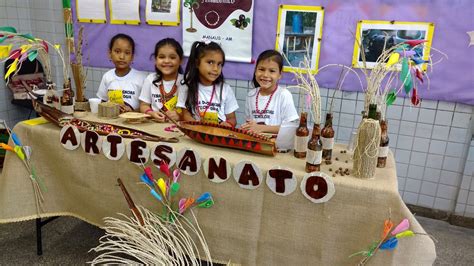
27 50 38 61
4 58 18 79
403 39 427 47
396 50 416 57
0 123 47 212
386 90 397 106
400 58 413 94
391 218 410 235
0 26 17 33
415 68 424 83
350 217 418 263
411 88 421 106
0 45 12 58
380 237 398 250
386 53 400 68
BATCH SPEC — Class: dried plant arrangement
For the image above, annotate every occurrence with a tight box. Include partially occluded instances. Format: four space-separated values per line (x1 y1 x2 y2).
354 33 448 120
283 53 363 164
71 26 88 103
91 164 214 264
285 57 323 125
1 27 70 92
351 33 447 178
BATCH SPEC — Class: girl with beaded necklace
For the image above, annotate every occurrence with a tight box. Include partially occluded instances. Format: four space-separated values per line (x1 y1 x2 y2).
241 50 299 133
139 38 183 122
177 41 239 127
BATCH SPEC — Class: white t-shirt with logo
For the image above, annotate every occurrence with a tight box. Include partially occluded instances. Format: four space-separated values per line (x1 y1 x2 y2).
96 68 147 110
176 82 239 122
245 86 299 125
139 73 183 111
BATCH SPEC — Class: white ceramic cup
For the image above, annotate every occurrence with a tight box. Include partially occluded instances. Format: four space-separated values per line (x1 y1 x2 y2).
88 98 101 114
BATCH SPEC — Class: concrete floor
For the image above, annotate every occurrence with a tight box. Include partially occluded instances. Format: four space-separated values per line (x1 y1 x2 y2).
0 216 473 264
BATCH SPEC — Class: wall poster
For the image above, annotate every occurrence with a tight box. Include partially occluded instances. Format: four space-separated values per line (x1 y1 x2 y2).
182 0 254 63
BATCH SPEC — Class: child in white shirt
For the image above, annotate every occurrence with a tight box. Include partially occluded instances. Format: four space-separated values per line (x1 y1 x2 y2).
242 50 299 133
96 33 146 112
177 41 238 127
139 38 183 122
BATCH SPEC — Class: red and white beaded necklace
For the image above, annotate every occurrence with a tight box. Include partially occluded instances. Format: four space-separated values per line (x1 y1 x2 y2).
255 84 278 115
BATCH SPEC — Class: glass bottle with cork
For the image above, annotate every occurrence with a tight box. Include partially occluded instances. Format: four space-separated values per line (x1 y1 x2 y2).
294 112 309 158
321 113 335 161
305 122 322 172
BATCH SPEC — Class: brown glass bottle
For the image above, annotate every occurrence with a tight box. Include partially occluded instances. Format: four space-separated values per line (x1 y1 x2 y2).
294 112 309 158
321 113 335 160
306 123 322 172
62 78 74 105
377 119 389 168
368 104 377 119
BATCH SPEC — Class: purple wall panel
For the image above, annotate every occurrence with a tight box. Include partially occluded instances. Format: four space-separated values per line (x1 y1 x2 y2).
71 0 474 104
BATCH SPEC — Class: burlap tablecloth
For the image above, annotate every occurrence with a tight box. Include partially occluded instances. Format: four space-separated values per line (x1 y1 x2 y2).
0 114 436 265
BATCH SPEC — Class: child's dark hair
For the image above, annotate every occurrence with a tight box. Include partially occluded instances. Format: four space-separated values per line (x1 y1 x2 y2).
252 50 283 88
182 41 226 116
109 33 135 54
151 38 184 86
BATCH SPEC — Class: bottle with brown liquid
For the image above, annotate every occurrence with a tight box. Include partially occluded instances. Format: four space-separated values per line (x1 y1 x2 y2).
294 112 309 158
306 123 322 172
321 113 335 161
377 119 389 168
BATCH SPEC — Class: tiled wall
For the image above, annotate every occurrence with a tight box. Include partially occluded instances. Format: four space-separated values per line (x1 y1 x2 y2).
1 0 473 217
456 140 474 218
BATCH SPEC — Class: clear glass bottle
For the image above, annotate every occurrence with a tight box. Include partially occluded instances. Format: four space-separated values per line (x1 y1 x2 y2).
305 123 322 172
294 112 309 158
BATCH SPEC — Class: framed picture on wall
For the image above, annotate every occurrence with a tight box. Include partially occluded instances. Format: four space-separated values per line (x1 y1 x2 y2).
352 20 435 69
145 0 181 26
275 5 325 74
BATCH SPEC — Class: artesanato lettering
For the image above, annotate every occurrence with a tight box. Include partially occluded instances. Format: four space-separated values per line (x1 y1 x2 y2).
59 125 336 203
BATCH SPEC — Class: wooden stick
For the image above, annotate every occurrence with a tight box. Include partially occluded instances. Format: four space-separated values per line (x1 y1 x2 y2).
117 178 144 226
